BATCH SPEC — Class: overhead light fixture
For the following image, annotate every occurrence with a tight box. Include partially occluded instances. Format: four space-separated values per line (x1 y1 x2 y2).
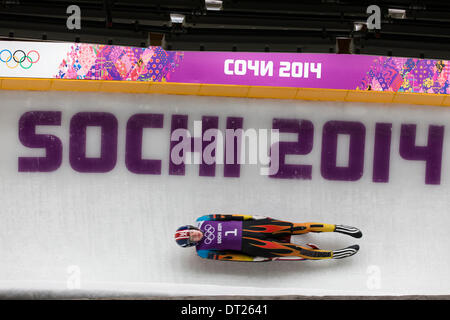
353 22 367 32
388 8 406 19
205 0 223 11
170 13 185 25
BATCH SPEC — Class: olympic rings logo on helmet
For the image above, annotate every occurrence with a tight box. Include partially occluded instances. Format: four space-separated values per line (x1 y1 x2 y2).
203 224 215 244
0 49 40 69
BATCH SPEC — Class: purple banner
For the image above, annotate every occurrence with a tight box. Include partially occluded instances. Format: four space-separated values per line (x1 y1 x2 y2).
169 52 374 90
54 43 450 94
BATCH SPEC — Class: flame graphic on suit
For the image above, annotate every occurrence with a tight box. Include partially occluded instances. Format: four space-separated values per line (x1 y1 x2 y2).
237 219 334 259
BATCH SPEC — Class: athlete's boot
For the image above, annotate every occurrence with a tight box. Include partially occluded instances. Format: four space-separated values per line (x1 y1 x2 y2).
332 245 360 259
334 225 363 238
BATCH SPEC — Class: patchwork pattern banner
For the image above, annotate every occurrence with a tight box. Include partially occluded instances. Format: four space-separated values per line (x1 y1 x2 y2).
56 44 183 82
357 56 450 94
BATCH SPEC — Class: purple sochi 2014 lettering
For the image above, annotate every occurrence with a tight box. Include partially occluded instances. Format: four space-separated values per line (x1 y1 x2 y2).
399 124 444 185
224 117 243 178
270 118 313 179
373 123 392 183
17 110 446 186
169 115 219 177
200 116 219 177
18 111 63 172
125 113 163 175
321 121 366 181
69 112 118 173
169 114 189 176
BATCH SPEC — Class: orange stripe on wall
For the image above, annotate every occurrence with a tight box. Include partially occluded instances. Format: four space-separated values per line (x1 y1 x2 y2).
1 77 450 107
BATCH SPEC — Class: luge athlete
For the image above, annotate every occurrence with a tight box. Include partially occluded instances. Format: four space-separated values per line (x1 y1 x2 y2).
174 214 362 262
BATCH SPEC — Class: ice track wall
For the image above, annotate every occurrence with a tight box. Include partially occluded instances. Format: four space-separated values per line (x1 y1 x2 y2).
0 90 449 297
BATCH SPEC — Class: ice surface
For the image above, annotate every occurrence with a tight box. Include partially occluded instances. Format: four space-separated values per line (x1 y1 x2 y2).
0 90 449 297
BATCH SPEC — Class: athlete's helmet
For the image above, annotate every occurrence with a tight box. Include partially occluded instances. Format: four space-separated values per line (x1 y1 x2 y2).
174 225 201 248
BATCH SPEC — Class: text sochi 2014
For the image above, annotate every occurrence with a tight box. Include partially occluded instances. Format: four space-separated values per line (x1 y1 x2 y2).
17 111 444 185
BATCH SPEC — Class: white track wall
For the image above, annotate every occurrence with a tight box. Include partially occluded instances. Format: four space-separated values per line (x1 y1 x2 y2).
0 90 449 297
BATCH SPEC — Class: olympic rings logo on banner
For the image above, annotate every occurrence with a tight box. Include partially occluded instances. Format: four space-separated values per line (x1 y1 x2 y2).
0 49 40 69
203 224 216 244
